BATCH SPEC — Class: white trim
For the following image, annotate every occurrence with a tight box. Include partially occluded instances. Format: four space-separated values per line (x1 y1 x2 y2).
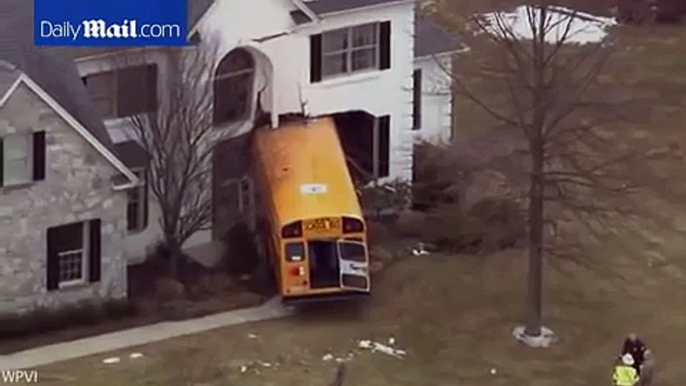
0 73 140 190
290 0 322 23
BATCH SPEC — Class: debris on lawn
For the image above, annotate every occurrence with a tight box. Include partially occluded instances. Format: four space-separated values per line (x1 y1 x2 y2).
490 368 497 375
247 333 258 339
322 352 354 363
388 337 396 345
129 353 144 359
357 339 407 359
102 357 120 364
236 360 277 375
411 243 430 256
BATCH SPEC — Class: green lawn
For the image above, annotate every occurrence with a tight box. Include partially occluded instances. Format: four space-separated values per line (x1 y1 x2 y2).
37 249 686 386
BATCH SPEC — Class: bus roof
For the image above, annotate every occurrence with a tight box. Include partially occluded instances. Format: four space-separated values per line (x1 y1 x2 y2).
252 116 363 227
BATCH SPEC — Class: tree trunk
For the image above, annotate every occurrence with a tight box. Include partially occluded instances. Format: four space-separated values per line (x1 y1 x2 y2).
525 143 545 337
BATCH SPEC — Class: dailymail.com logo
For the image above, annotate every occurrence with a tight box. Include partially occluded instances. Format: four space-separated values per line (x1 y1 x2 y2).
34 0 188 46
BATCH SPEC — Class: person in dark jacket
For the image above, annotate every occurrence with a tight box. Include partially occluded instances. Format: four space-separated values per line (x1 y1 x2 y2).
622 333 648 373
639 350 655 386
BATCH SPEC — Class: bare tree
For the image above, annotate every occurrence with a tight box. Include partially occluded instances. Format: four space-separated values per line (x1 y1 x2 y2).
431 2 647 340
125 41 225 277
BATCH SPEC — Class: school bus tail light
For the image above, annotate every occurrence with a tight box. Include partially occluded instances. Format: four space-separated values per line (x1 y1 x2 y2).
291 266 305 276
282 221 303 238
342 217 364 233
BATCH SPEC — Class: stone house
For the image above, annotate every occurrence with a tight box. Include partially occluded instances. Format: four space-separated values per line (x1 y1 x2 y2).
73 0 464 267
0 0 141 315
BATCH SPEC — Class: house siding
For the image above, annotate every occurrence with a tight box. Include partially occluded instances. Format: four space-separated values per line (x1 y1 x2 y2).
0 83 128 315
413 55 453 144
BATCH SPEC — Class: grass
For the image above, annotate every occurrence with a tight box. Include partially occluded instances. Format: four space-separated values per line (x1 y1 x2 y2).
36 249 686 386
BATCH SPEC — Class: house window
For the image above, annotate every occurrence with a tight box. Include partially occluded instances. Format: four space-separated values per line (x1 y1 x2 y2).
310 21 391 82
322 23 379 78
0 131 46 187
413 69 422 131
46 219 102 290
82 63 158 119
214 49 255 126
376 115 391 178
127 170 148 232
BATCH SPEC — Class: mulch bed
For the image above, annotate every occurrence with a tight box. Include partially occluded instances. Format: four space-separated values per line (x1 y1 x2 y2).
0 261 267 355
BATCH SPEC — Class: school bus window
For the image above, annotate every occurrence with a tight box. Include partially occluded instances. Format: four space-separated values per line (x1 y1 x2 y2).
285 242 305 262
282 221 302 238
345 237 363 242
342 217 364 233
340 242 366 262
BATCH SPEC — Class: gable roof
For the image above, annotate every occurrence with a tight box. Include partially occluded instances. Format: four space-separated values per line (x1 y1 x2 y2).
189 0 216 30
415 17 467 58
0 71 140 189
0 0 115 154
290 0 410 24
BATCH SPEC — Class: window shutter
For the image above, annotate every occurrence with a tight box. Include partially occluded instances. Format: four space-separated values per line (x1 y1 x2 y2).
146 64 158 112
378 115 391 177
88 219 102 283
412 69 422 130
33 131 46 181
46 227 58 290
379 21 391 70
310 34 323 83
142 171 149 229
0 138 4 187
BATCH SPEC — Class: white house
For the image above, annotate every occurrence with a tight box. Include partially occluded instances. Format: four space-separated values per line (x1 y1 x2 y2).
73 0 463 265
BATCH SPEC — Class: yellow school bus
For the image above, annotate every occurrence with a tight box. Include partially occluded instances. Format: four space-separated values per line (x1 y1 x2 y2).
251 116 371 304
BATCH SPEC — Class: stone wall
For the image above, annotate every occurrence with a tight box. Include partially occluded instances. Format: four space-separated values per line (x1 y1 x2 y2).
0 82 128 315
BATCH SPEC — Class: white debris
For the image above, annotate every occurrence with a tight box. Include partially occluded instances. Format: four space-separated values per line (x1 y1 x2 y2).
358 340 372 349
102 357 120 364
322 354 334 361
357 339 406 359
388 337 396 345
411 243 430 256
129 353 144 359
247 333 258 339
261 362 272 367
490 368 497 375
240 366 248 373
481 6 616 45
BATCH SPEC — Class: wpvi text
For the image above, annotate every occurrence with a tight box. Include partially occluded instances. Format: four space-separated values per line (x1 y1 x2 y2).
1 370 38 383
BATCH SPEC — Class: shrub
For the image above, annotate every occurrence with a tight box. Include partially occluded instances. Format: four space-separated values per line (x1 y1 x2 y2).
154 277 186 302
412 141 467 212
222 222 260 275
104 298 138 319
466 198 526 252
0 298 137 340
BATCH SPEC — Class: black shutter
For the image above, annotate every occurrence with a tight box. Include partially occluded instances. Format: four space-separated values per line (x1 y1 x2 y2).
379 21 391 70
33 131 46 181
46 227 58 290
88 219 102 283
310 34 323 83
412 69 422 130
378 115 390 178
146 64 158 112
0 138 4 187
142 171 149 229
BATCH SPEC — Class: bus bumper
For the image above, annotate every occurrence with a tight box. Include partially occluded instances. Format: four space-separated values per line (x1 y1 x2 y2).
282 291 370 306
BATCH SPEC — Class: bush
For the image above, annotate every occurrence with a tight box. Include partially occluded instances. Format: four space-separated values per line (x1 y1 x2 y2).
466 198 526 252
412 142 467 212
154 277 186 301
0 298 138 340
222 222 260 275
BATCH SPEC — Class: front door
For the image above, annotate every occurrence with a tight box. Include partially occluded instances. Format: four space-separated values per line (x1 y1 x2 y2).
337 240 370 292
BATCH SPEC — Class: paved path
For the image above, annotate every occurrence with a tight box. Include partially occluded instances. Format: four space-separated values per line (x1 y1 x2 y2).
0 297 291 371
